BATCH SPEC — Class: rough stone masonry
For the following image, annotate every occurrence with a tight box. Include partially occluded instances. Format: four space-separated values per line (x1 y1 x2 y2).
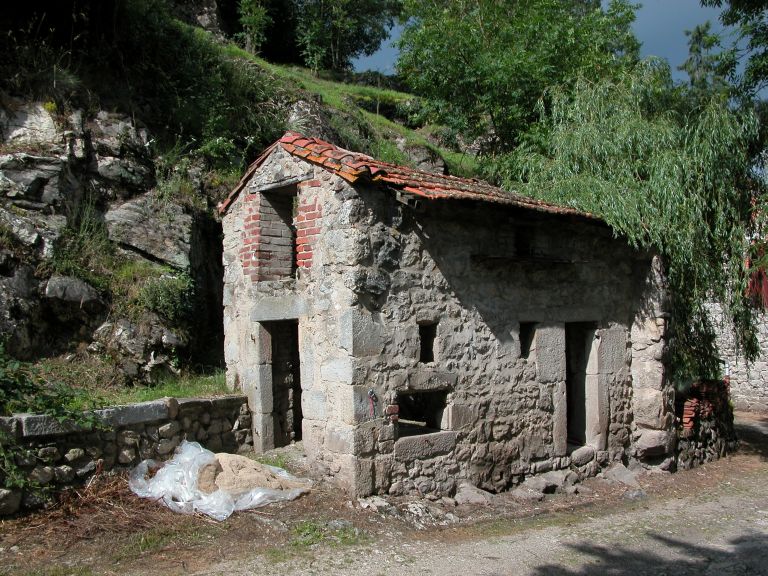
220 133 674 498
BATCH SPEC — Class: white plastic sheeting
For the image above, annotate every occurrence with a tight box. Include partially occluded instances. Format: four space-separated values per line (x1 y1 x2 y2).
129 441 310 521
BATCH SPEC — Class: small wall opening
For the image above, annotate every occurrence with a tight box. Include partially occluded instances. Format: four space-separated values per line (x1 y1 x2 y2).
260 187 297 279
263 319 302 447
396 390 447 437
519 322 537 360
565 322 597 447
418 322 437 363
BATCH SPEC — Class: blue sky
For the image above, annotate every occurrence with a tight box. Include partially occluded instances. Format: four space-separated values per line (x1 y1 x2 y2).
352 0 730 82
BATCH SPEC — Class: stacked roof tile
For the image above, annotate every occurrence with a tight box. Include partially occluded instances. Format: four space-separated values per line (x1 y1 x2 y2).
220 132 596 219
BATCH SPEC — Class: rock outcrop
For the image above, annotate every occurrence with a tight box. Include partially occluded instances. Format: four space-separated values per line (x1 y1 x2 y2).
0 96 222 379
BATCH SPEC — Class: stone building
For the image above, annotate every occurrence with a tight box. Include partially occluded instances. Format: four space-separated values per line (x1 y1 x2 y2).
219 132 674 497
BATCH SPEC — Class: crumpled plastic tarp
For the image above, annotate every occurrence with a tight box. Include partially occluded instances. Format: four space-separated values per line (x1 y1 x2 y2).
129 440 310 521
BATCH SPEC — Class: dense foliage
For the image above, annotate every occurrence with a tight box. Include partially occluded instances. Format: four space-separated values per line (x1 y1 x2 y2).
702 0 768 94
397 0 640 151
495 61 764 384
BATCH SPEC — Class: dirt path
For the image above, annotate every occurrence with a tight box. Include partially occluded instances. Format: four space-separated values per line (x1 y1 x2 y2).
2 412 767 576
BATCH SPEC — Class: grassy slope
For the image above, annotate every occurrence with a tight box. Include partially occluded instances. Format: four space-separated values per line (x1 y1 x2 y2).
222 44 480 178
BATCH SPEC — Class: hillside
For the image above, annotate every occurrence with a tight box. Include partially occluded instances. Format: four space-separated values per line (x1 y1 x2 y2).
0 0 480 392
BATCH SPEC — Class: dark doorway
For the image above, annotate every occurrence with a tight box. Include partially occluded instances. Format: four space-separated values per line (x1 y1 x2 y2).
396 390 447 437
565 322 597 447
264 320 302 447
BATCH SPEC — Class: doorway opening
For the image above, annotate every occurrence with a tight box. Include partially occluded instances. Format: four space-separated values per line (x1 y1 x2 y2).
565 322 597 447
263 319 302 447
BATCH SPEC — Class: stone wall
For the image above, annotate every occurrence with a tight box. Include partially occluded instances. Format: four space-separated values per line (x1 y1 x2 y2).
222 149 674 498
0 396 251 515
675 379 737 469
709 304 768 411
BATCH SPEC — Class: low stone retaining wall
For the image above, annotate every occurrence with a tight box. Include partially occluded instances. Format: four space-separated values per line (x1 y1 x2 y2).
0 395 252 515
675 379 737 469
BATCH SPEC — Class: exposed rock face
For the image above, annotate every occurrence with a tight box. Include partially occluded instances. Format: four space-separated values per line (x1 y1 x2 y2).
0 97 221 377
395 137 447 175
105 195 192 269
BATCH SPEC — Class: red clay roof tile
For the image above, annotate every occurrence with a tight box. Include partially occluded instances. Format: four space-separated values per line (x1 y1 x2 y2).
219 132 597 220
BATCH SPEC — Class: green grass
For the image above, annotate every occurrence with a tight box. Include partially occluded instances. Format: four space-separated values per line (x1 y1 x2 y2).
105 371 229 405
254 453 288 469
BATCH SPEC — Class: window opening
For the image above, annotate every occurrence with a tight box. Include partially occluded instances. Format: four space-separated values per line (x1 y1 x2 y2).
396 390 447 437
519 322 537 360
418 322 437 363
261 188 297 279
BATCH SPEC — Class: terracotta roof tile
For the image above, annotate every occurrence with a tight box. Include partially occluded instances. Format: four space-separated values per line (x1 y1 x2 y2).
219 131 597 220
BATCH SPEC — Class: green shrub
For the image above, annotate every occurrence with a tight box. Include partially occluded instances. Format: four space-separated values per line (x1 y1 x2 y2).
138 272 194 325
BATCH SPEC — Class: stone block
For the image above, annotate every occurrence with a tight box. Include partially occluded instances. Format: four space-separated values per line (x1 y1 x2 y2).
37 446 60 462
252 412 275 452
0 417 19 440
406 369 458 391
340 308 386 357
534 323 565 383
633 387 664 429
354 458 375 497
156 437 179 456
570 445 595 466
632 359 665 391
0 489 22 516
64 448 85 462
251 294 308 321
104 400 169 427
585 374 608 450
598 327 627 374
374 455 394 492
379 423 395 442
354 422 378 455
243 365 273 414
394 431 457 462
326 425 354 454
54 465 75 483
326 384 371 425
117 430 140 446
301 389 327 420
634 429 674 459
320 357 355 384
158 421 181 439
118 447 137 464
29 466 54 485
552 381 567 456
18 414 83 437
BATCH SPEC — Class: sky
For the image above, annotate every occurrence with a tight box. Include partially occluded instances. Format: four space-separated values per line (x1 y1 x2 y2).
352 0 731 83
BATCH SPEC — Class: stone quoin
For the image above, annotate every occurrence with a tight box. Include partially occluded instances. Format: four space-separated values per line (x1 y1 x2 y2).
219 132 674 497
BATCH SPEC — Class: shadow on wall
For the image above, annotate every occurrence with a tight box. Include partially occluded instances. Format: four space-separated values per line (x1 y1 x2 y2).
531 532 768 575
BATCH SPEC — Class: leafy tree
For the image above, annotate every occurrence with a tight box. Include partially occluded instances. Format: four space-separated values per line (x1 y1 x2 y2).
679 21 738 103
396 0 640 152
238 0 272 53
494 61 764 384
702 0 768 94
293 0 400 71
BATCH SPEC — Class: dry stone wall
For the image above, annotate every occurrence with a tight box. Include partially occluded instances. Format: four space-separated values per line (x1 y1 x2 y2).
222 150 674 498
0 396 251 515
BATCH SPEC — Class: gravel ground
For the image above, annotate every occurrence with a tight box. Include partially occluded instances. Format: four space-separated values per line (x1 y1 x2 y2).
3 413 766 576
193 413 768 576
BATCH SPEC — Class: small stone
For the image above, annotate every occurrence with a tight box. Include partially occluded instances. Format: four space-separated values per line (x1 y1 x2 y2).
571 445 596 466
0 489 22 516
156 437 179 456
623 489 647 501
76 460 97 478
54 465 75 483
37 446 60 463
158 421 181 439
604 462 640 488
118 447 137 464
64 448 85 462
117 430 140 446
454 482 494 505
86 446 102 459
165 397 179 420
441 497 457 507
200 412 211 426
29 465 55 485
